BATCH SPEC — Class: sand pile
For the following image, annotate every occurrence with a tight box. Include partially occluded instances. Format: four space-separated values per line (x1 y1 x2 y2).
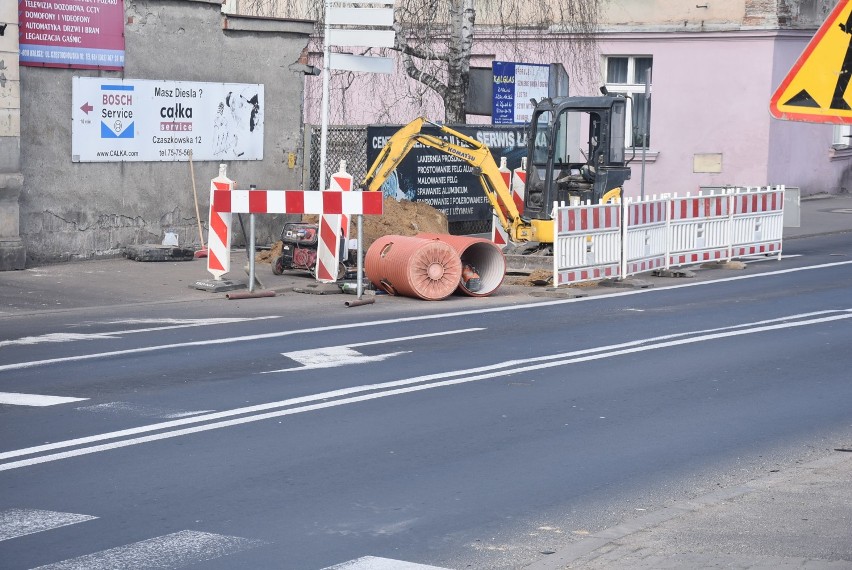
257 197 448 263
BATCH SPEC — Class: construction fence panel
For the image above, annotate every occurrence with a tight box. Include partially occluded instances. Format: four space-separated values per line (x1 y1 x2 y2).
666 193 731 269
552 185 786 287
623 198 668 278
554 202 622 285
730 186 785 259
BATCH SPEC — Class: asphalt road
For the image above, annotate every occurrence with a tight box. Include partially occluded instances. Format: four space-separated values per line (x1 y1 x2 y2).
1 234 851 569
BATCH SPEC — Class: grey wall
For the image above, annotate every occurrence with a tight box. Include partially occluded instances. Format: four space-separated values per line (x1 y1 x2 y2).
20 0 314 264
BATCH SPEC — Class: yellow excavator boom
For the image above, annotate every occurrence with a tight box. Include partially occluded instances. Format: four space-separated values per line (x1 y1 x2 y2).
362 117 549 243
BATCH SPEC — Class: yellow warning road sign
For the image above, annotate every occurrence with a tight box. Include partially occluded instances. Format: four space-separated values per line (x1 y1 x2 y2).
770 0 852 124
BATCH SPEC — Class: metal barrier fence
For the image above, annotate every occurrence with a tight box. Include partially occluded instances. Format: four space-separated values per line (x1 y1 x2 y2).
553 185 785 285
306 125 491 236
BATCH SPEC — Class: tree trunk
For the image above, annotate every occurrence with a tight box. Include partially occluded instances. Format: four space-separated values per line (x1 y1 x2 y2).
444 0 475 123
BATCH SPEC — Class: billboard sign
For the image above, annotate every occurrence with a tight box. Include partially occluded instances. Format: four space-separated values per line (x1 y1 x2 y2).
366 124 528 222
492 61 550 124
72 77 264 162
19 0 126 70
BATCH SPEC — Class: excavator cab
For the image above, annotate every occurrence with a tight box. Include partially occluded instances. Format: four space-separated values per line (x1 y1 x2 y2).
524 96 631 220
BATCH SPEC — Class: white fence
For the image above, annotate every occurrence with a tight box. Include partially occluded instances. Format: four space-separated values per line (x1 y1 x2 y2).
553 185 785 285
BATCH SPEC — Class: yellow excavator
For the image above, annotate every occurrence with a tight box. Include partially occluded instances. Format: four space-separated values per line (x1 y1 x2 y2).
362 96 632 249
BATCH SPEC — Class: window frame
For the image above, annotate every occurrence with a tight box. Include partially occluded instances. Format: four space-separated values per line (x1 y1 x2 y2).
603 55 653 150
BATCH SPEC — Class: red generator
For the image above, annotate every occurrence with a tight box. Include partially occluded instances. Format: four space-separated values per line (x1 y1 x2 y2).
272 222 350 279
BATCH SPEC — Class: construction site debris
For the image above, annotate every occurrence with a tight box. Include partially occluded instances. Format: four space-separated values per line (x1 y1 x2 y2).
258 197 448 264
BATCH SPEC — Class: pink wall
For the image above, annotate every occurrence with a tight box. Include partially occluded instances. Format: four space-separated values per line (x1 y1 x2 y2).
305 29 851 197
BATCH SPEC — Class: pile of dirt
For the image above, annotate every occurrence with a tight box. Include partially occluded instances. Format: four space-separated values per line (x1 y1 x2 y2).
360 197 448 250
258 197 448 263
255 240 283 264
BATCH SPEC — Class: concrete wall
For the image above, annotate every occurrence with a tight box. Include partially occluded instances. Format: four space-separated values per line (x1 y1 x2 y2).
19 0 314 264
0 0 25 270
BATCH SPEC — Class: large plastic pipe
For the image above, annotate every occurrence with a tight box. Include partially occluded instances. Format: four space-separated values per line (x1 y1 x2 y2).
416 233 506 297
365 235 461 301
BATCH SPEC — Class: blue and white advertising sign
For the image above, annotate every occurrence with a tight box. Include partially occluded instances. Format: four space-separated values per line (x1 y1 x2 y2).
71 77 264 162
492 61 550 124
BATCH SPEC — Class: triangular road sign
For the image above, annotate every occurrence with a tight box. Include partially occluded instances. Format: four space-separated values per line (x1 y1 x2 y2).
770 0 852 123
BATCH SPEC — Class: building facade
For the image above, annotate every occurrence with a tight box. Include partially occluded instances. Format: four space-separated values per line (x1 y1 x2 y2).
4 0 315 268
303 0 849 199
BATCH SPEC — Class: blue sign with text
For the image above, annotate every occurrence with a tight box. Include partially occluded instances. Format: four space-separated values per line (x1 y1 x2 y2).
492 61 550 125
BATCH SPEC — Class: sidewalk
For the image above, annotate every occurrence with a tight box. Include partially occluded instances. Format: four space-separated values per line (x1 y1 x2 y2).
1 193 850 317
527 451 852 569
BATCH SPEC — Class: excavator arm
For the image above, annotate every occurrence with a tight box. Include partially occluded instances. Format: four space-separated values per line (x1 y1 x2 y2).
362 118 540 242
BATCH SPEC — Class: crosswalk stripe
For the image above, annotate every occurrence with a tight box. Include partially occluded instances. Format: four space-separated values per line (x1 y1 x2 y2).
0 509 97 541
323 556 453 570
31 530 265 569
0 392 88 407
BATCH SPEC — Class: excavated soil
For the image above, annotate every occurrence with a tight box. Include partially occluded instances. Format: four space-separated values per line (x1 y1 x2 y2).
256 197 448 263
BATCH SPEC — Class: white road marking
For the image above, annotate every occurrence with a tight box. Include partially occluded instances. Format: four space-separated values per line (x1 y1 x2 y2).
0 508 97 541
274 328 483 372
0 317 278 348
279 346 410 370
1 259 850 374
1 310 849 472
323 556 452 569
0 392 88 407
31 530 265 569
75 401 214 419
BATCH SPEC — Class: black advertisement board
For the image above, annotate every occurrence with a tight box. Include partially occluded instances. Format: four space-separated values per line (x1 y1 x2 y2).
366 124 529 222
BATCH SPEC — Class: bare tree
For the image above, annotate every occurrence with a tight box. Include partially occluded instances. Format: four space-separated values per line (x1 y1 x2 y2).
238 0 605 123
391 0 604 122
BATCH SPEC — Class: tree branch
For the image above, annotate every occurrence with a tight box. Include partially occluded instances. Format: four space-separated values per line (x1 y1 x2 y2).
392 23 448 62
399 49 447 99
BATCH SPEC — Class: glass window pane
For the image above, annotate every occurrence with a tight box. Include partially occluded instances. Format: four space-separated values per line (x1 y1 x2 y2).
606 57 628 83
632 92 651 148
533 111 552 164
634 57 652 84
610 102 625 163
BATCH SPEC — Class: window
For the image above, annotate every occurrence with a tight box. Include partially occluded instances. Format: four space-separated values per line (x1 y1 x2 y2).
833 124 852 148
604 56 652 149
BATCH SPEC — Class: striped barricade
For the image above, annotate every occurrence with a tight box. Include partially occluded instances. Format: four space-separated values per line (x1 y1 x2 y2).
553 201 622 285
666 193 731 269
511 157 527 215
206 165 234 280
316 162 354 282
730 186 784 259
212 189 382 215
490 157 513 249
622 197 668 277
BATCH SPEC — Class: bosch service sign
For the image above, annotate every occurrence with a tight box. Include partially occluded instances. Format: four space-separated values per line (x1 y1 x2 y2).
72 77 264 162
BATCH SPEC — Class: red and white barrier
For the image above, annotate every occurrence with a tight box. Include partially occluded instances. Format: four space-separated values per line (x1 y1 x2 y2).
666 193 731 268
622 197 668 277
209 170 383 284
512 157 527 215
553 201 622 285
212 190 381 215
729 186 784 258
206 165 234 280
490 157 513 249
553 186 786 286
315 161 354 282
